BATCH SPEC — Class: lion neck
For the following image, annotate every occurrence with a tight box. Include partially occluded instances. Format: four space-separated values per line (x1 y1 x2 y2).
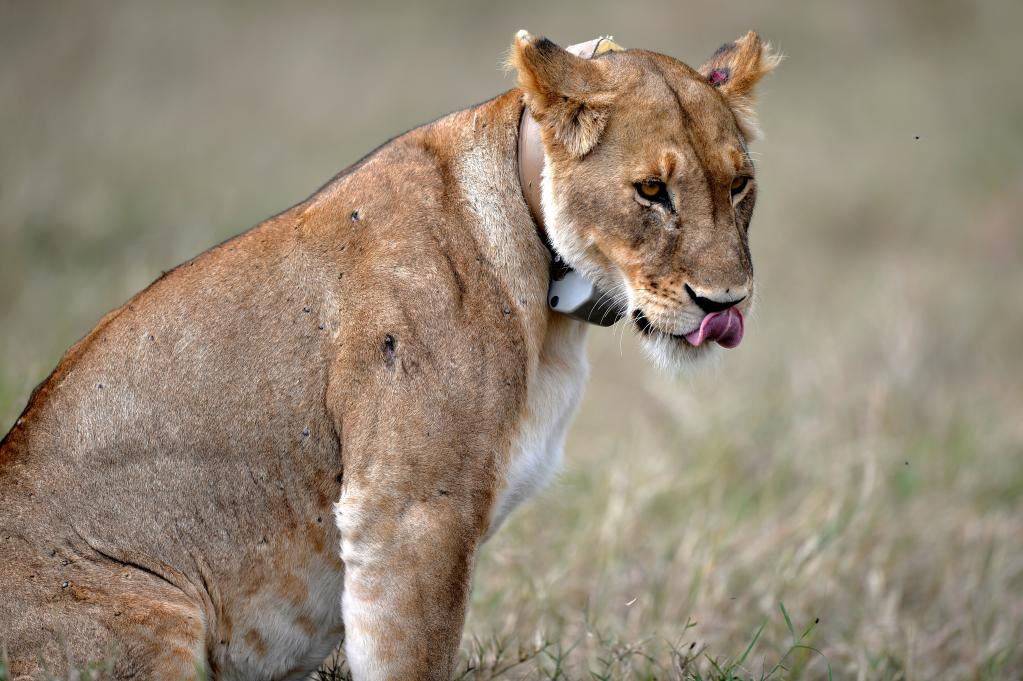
431 90 583 359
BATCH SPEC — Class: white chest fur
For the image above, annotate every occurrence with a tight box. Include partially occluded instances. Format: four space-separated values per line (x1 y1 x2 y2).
488 320 589 536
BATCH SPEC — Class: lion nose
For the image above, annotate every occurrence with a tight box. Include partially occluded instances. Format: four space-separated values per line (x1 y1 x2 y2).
684 283 747 314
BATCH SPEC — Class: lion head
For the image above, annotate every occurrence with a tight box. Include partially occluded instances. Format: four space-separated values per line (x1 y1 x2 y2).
511 31 780 371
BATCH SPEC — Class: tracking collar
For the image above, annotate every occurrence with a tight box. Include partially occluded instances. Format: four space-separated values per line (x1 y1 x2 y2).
516 37 628 328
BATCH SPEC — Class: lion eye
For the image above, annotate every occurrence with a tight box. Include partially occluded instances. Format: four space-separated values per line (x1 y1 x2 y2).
730 175 750 198
635 179 669 204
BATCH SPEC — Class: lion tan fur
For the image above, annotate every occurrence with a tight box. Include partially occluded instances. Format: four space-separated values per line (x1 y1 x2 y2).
0 31 777 681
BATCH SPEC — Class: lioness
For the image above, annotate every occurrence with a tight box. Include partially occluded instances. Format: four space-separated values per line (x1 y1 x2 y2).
0 31 778 680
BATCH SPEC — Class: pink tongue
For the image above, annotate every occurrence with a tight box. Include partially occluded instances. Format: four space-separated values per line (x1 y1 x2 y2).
684 308 744 348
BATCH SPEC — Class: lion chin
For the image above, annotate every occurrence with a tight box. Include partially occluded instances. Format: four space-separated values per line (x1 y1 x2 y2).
637 327 724 376
623 300 747 375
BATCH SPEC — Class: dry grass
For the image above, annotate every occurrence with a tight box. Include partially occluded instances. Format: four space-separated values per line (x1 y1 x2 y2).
2 2 1021 679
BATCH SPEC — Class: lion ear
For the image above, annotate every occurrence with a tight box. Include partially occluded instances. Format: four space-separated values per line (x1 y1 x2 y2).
698 31 781 140
509 30 614 157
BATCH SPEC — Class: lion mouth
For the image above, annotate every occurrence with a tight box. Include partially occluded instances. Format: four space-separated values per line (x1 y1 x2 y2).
632 308 745 348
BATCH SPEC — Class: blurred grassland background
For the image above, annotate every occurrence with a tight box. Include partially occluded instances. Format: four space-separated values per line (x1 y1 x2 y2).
2 1 1022 679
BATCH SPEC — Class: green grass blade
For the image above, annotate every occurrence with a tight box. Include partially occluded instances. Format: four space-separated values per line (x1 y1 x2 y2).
779 602 796 645
734 621 766 670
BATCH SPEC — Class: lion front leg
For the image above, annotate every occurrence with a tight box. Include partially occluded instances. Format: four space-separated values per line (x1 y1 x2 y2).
335 486 485 681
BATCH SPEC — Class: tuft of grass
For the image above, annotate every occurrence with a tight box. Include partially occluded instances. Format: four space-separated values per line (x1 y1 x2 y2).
309 605 830 681
311 649 353 681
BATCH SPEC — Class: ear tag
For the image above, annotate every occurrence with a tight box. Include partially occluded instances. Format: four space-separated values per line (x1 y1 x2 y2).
593 37 625 55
